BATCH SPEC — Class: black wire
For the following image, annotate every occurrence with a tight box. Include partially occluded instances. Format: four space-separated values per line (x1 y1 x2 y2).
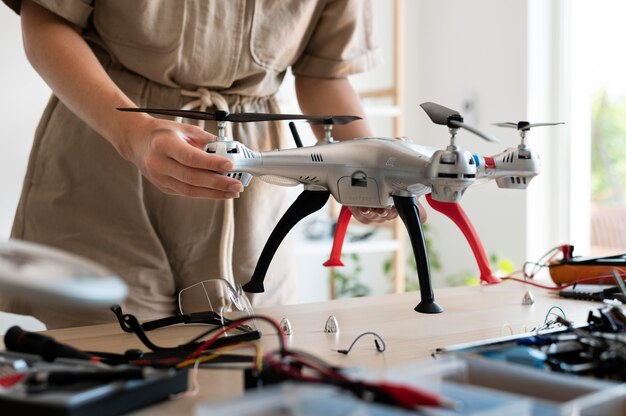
523 245 564 278
337 332 386 354
111 315 286 368
185 315 287 355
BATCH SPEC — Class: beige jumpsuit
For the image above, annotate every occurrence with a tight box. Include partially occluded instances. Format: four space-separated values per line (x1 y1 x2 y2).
1 0 380 329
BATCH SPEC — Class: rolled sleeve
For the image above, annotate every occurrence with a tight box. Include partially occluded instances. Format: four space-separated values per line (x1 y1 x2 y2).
292 0 381 78
2 0 94 28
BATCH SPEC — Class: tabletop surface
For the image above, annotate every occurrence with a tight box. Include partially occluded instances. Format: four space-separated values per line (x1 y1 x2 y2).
28 282 601 414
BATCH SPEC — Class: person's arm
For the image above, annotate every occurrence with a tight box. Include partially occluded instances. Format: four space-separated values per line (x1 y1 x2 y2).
20 0 243 199
295 76 371 141
295 75 426 223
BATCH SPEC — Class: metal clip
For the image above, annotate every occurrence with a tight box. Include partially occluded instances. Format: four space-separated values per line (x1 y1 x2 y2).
324 315 339 333
279 318 292 335
522 290 535 305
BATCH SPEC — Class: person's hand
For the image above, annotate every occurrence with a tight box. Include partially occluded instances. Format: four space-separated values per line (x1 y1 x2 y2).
120 117 244 199
350 201 427 224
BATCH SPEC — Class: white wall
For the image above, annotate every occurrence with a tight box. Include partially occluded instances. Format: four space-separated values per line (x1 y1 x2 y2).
0 7 50 239
0 7 51 330
405 0 532 282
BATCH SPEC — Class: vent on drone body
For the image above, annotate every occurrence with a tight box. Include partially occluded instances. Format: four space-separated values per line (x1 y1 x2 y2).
298 175 320 184
238 147 256 159
496 175 531 190
490 148 537 190
226 172 253 187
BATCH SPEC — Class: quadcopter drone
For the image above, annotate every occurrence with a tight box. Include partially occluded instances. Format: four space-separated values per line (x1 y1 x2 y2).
119 103 562 314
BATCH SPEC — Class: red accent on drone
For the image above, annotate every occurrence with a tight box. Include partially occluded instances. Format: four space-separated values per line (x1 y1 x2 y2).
323 206 351 267
484 157 496 169
425 194 501 284
324 195 502 286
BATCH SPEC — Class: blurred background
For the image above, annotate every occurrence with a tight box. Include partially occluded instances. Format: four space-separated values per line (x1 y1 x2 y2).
2 0 625 305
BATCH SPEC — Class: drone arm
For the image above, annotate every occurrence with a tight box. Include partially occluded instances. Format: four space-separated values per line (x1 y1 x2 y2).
242 190 331 293
425 194 500 284
323 205 352 267
473 151 540 190
393 194 443 313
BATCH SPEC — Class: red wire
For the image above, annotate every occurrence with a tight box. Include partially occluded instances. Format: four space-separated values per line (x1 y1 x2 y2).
178 315 450 409
187 315 285 360
266 352 446 408
494 244 625 290
130 316 285 366
267 359 323 383
131 356 182 366
281 350 349 382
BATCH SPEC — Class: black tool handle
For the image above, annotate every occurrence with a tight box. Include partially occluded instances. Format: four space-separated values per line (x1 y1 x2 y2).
4 326 94 362
392 195 443 314
243 190 331 293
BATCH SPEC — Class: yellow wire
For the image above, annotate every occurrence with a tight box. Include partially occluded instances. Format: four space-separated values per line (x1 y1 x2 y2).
176 342 263 371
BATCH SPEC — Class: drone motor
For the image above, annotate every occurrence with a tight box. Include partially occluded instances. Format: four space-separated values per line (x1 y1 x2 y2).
491 120 563 190
427 148 476 202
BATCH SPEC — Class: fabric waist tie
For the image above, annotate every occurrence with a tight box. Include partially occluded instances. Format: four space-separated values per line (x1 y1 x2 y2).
177 88 235 286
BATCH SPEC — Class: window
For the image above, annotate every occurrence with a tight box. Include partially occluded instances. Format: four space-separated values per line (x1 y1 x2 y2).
571 0 626 255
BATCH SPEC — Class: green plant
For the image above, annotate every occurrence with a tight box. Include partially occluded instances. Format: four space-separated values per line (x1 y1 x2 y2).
591 90 626 205
334 252 371 298
383 223 441 292
443 252 515 287
383 222 516 291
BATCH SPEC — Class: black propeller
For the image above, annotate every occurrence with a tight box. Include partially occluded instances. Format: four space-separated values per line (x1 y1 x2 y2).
117 108 360 125
493 121 564 131
307 116 362 125
420 102 462 126
420 102 498 143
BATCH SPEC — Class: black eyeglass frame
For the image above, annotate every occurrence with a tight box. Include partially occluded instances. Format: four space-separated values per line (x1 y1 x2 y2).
110 305 261 353
111 305 254 333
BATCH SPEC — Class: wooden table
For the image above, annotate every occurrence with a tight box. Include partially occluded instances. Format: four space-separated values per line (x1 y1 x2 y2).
28 283 601 414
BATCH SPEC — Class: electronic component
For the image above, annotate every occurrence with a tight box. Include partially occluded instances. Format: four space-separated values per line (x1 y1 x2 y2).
549 251 626 285
558 285 626 303
0 351 188 416
439 304 626 382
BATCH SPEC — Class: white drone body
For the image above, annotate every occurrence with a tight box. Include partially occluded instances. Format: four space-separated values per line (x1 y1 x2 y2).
206 138 541 205
117 102 558 314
